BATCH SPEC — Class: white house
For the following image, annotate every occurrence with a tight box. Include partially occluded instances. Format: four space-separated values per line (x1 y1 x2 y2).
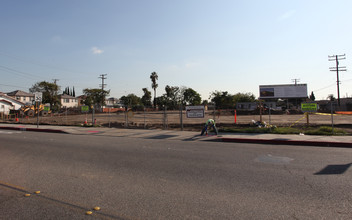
59 94 78 108
0 92 25 115
0 100 14 115
6 90 35 105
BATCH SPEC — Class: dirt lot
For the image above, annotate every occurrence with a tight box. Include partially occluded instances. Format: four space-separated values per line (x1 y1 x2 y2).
2 110 352 133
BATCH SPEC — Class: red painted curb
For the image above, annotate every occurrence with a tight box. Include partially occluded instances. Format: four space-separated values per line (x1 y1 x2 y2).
0 126 67 134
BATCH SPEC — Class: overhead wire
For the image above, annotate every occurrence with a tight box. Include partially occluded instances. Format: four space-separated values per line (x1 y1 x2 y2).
0 51 95 76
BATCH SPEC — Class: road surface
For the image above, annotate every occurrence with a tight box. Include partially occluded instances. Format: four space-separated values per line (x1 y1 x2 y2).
0 130 351 219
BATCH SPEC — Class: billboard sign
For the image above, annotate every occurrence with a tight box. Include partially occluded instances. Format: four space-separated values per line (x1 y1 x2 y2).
259 84 307 99
186 106 205 118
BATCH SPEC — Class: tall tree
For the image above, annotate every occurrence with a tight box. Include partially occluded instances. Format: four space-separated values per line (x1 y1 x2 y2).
309 91 315 101
233 92 256 103
327 94 336 101
150 72 158 108
29 81 60 110
83 88 110 108
120 93 142 109
164 85 181 110
210 91 235 109
73 87 76 97
183 88 202 106
141 88 152 107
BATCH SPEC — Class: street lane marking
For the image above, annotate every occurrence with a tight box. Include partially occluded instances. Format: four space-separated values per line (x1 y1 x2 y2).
255 154 294 164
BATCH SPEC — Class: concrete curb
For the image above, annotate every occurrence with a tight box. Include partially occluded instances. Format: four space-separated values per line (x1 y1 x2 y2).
0 126 68 134
221 137 352 148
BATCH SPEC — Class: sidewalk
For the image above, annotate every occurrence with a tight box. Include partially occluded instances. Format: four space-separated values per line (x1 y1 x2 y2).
1 123 351 148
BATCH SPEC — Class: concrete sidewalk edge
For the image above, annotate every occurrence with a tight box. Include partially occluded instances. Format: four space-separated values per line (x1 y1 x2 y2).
1 125 351 148
221 137 352 148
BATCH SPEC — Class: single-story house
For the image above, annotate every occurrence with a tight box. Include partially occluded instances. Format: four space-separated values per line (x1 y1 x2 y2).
0 92 25 110
0 99 14 115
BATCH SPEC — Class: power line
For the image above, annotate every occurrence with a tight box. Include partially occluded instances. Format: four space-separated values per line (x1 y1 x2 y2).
329 54 347 106
0 83 30 90
0 65 42 80
0 51 94 76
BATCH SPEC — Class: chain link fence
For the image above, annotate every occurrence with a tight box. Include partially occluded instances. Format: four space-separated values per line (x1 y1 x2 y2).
1 106 352 131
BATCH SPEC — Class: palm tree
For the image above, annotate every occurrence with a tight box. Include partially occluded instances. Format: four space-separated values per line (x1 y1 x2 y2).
150 72 158 108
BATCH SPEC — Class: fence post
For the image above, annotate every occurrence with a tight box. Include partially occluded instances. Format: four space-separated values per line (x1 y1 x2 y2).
144 107 146 129
180 104 183 131
108 107 111 128
125 108 128 128
331 101 334 134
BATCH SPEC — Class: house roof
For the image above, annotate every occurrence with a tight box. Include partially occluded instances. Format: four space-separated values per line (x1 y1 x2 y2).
0 95 24 105
59 94 77 99
6 90 34 97
0 99 14 105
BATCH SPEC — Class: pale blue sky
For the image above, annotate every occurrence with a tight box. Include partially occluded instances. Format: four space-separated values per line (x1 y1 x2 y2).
0 0 351 100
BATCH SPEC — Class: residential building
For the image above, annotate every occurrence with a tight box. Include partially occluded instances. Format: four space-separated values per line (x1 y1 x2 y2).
6 90 35 104
59 94 78 108
0 92 25 115
105 97 121 107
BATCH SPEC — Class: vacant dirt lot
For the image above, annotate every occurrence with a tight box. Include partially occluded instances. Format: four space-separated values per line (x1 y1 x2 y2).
2 110 352 132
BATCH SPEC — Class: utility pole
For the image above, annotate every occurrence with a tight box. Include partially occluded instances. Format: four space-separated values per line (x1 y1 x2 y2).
99 74 107 109
329 54 347 106
291 78 300 85
52 79 59 85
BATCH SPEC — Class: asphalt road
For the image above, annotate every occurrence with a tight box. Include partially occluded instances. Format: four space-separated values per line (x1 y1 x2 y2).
0 130 351 219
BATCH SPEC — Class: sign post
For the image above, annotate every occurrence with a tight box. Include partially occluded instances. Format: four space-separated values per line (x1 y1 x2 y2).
34 92 42 128
301 102 318 126
81 106 89 125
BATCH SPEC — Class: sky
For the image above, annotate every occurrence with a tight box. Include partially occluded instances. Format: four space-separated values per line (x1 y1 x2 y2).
0 0 351 101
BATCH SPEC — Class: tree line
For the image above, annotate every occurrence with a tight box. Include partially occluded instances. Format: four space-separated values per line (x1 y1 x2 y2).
28 72 257 112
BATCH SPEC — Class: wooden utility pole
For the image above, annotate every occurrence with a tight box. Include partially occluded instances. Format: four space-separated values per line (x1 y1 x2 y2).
291 78 300 85
329 54 346 106
99 74 107 109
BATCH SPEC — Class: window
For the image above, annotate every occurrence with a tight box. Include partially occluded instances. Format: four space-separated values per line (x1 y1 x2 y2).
23 97 27 101
64 99 69 103
1 105 4 109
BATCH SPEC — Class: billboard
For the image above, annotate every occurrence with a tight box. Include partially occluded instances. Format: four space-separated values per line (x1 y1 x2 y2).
259 84 307 99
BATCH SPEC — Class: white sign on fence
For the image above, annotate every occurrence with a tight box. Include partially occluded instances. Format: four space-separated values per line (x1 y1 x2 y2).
186 106 205 118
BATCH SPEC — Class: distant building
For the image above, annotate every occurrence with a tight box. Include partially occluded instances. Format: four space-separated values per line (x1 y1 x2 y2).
6 90 35 104
59 94 78 108
105 97 121 107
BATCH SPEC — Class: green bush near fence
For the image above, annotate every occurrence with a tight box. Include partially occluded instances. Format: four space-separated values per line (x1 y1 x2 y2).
220 126 348 135
304 126 347 136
